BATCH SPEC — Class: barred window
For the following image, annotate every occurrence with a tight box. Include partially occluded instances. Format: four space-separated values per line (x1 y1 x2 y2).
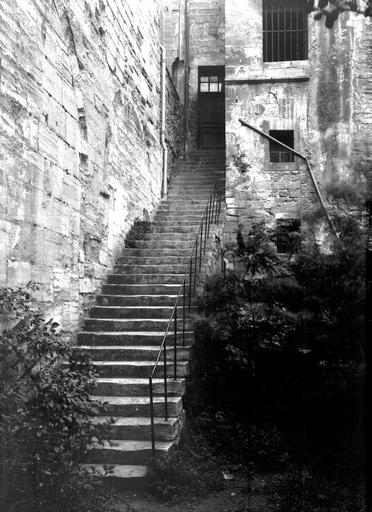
276 219 300 254
263 0 308 62
269 130 294 163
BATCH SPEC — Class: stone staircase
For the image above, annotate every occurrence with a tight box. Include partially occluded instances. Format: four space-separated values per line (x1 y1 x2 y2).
78 151 225 487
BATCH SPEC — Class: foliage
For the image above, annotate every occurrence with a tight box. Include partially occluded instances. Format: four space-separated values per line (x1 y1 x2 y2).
124 217 151 248
147 426 223 501
307 0 372 29
0 284 113 512
199 217 365 364
192 216 366 507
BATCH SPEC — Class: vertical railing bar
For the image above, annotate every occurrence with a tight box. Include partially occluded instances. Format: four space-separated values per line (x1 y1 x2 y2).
149 377 155 454
199 231 202 271
163 335 168 421
194 240 198 294
174 304 177 380
183 280 186 347
188 259 192 311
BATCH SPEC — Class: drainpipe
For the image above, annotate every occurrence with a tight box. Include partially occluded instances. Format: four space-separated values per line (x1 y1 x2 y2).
239 118 339 238
184 0 189 155
160 45 168 198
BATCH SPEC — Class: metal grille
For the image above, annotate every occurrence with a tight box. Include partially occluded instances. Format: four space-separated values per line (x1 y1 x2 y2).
269 130 294 163
276 219 300 254
263 0 308 62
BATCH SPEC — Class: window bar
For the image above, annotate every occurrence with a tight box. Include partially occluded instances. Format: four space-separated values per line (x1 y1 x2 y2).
174 305 177 380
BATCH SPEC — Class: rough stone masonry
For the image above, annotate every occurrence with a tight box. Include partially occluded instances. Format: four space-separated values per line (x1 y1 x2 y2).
0 0 183 332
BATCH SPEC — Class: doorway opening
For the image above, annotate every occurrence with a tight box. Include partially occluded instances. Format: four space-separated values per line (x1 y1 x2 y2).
198 66 225 150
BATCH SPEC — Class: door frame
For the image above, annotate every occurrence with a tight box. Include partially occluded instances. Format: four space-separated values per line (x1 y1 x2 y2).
198 65 225 150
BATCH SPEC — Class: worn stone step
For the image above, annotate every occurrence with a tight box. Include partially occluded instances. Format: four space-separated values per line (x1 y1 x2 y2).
116 255 191 265
92 416 180 442
93 377 185 397
92 396 182 417
144 232 198 242
92 360 189 378
84 317 193 332
113 264 188 274
151 222 201 231
107 273 186 284
118 248 192 258
78 345 192 361
90 305 195 319
81 464 148 489
87 440 175 465
102 283 185 295
97 294 179 306
134 240 196 249
78 331 194 346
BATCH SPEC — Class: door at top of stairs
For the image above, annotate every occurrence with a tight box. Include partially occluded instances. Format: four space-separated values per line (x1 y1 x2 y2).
198 66 225 150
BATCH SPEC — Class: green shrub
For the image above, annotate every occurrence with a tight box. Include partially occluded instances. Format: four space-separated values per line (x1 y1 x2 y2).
124 217 151 248
0 284 112 512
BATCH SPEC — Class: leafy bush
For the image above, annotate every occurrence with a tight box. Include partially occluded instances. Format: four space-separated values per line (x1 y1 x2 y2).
124 217 151 248
0 284 112 512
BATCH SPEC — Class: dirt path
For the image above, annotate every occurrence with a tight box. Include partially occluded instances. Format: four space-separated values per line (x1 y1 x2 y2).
109 475 272 512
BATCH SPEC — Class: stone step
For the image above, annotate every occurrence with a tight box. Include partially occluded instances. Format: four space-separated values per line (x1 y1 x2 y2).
84 318 193 332
93 377 185 397
97 294 179 306
81 464 148 489
118 248 193 257
78 330 194 346
102 283 185 295
87 439 175 465
92 416 180 442
92 395 182 417
144 232 198 241
107 273 186 284
92 360 189 378
114 264 188 273
134 240 196 249
116 255 191 264
151 225 200 233
90 305 195 319
79 345 192 361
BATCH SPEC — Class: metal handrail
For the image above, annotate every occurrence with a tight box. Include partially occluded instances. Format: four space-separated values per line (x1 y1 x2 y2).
238 118 339 239
149 184 223 454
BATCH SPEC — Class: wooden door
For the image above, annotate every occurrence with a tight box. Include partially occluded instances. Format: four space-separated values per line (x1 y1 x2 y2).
198 66 225 150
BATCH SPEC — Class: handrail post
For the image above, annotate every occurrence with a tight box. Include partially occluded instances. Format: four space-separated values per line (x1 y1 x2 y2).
189 259 192 311
183 280 186 346
200 222 204 263
149 377 155 454
163 336 168 421
174 305 178 380
194 241 198 294
199 231 202 271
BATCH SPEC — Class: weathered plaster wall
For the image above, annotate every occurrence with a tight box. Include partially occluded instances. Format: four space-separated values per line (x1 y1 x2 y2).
225 1 371 243
0 0 178 332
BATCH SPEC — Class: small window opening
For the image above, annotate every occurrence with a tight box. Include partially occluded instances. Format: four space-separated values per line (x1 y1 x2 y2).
276 218 300 254
269 130 294 163
199 74 224 93
263 0 308 62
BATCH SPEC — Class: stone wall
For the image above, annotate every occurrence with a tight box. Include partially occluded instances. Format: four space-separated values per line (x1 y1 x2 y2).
188 0 225 149
165 68 184 180
0 0 179 332
225 0 371 243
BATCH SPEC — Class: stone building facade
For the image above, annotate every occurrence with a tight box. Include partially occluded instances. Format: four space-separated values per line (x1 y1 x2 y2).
0 0 183 331
1 0 371 332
